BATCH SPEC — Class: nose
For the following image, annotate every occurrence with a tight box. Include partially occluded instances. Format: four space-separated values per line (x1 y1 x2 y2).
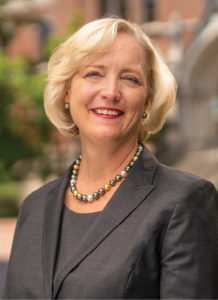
99 76 121 101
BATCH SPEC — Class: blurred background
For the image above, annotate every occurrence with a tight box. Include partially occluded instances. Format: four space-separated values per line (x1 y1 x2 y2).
0 0 218 296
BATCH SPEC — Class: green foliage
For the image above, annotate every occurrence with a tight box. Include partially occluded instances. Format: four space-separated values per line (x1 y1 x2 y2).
0 50 50 181
0 0 10 6
0 181 19 217
0 13 82 186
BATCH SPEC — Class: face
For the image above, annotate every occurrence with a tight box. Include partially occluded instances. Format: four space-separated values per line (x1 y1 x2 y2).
65 33 148 145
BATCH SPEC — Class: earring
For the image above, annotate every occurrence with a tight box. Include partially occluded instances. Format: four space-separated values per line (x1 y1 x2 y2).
142 112 147 119
65 103 70 110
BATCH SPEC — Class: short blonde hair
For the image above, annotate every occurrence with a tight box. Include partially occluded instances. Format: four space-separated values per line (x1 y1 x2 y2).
44 17 177 142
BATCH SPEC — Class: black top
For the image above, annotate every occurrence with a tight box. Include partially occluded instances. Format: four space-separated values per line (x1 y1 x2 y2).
54 206 100 285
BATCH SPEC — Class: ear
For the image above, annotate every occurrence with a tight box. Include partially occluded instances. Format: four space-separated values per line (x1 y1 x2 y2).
144 97 150 111
64 90 70 103
64 78 73 103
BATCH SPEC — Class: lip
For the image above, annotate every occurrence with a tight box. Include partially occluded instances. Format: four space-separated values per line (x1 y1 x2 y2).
91 107 124 119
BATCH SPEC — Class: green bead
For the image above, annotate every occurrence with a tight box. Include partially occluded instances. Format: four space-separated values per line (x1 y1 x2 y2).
125 166 130 172
70 179 76 184
136 151 140 157
70 186 76 192
82 195 87 202
110 179 116 186
93 192 99 199
98 188 105 195
77 193 82 200
115 175 122 181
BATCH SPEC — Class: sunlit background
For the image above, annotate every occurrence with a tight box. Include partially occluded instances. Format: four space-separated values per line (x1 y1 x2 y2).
0 0 218 296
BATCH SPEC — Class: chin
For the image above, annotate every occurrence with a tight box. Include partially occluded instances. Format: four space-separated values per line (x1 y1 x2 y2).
93 131 124 143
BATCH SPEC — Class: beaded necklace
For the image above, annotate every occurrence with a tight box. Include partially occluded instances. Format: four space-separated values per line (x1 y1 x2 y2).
69 144 143 202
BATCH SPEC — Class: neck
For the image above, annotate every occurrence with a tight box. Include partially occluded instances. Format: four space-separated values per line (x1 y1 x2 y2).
78 137 139 184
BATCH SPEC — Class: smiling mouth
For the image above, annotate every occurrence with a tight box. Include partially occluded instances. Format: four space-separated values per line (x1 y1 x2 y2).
92 108 123 117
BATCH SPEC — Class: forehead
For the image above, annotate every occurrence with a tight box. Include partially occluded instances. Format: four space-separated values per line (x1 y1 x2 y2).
108 33 143 51
86 34 146 71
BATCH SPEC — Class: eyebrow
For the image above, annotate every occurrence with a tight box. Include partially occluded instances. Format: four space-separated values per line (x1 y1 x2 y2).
86 65 144 75
85 65 105 69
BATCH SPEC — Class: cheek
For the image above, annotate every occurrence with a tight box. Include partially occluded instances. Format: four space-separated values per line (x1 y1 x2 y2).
70 86 97 107
130 94 146 111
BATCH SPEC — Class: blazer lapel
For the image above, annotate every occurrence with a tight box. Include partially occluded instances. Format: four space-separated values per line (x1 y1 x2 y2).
53 147 158 298
42 168 71 299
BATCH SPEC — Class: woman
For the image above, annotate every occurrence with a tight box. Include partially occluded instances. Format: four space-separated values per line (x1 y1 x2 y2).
3 17 218 299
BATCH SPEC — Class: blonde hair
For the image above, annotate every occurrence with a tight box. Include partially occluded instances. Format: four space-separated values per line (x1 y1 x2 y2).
44 17 177 142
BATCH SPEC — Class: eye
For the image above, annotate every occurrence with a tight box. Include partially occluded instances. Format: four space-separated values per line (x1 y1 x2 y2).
86 71 101 78
123 76 141 85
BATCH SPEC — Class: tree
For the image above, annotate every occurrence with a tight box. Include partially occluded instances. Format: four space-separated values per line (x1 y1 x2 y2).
0 2 82 181
0 51 49 181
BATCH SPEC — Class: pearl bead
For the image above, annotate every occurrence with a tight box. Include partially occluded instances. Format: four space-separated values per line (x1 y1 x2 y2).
120 170 127 177
104 184 111 191
133 156 138 162
109 179 116 186
115 175 122 181
70 186 76 192
136 151 141 156
73 165 79 170
75 159 81 165
130 161 135 167
87 194 93 202
125 166 130 172
73 190 78 196
98 188 105 195
93 192 99 199
82 195 87 201
77 193 82 200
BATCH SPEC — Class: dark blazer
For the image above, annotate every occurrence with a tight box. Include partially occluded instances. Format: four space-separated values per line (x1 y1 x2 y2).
3 147 218 299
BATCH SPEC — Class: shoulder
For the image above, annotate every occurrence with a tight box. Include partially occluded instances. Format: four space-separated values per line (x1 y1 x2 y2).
19 165 72 216
153 162 218 226
157 168 218 299
22 176 62 206
140 146 217 215
140 145 216 194
156 162 216 195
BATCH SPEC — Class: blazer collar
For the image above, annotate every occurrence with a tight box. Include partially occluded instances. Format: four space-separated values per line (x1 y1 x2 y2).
42 146 158 298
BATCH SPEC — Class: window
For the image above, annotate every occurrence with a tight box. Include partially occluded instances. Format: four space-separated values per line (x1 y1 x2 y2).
143 0 156 22
100 0 127 19
100 0 156 23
